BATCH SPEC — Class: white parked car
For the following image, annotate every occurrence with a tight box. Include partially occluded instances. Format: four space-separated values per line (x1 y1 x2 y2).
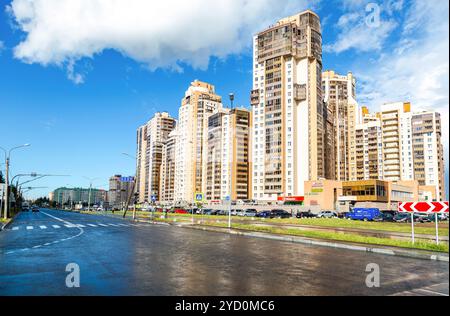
317 211 338 218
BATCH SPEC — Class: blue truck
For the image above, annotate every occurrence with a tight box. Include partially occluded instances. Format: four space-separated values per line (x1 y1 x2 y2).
345 208 381 221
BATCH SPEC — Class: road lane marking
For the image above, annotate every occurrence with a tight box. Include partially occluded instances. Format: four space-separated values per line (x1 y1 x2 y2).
18 210 84 254
39 225 47 229
52 225 61 229
65 224 77 228
117 224 129 227
76 224 86 228
98 223 108 227
12 227 19 231
415 289 448 296
107 223 120 227
87 224 97 227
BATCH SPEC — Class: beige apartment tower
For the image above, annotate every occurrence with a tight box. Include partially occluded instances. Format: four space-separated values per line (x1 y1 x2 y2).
251 10 324 201
355 113 384 180
411 111 445 201
379 102 412 181
160 128 178 203
355 103 445 201
136 112 176 203
174 80 223 203
322 71 358 181
205 108 252 201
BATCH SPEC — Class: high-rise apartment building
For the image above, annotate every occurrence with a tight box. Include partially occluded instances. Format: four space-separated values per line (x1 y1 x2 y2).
322 71 358 181
160 128 178 203
251 10 324 201
205 108 251 201
411 111 445 201
355 114 384 180
379 102 412 181
356 103 445 201
136 112 176 203
174 80 222 203
108 175 135 208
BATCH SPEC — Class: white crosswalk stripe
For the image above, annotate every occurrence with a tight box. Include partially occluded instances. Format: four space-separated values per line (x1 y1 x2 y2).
9 221 141 232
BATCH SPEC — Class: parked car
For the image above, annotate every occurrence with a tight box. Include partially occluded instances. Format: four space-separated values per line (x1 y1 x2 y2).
345 208 381 221
236 210 245 216
230 209 239 216
393 213 422 223
296 211 316 219
217 209 229 216
317 211 338 218
256 210 273 218
271 209 291 219
373 212 395 222
242 209 258 217
174 208 189 214
417 213 433 223
201 209 210 215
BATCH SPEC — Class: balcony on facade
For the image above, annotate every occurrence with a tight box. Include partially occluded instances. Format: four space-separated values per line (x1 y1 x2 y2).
251 89 260 106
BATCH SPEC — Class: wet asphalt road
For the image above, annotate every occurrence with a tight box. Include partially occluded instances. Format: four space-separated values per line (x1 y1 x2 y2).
0 209 448 296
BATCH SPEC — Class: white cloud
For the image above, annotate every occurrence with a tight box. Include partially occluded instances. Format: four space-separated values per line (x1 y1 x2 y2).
7 0 318 82
324 14 397 53
0 41 4 53
324 0 401 54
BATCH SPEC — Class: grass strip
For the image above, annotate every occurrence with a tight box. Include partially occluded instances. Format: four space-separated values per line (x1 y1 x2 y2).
204 222 449 253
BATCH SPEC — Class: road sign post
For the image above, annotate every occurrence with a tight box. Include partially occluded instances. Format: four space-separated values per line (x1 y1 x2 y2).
435 213 439 245
225 195 231 229
399 201 449 245
194 193 204 223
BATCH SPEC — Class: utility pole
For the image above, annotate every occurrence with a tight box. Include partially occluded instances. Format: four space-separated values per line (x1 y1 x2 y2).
88 182 92 212
83 177 99 212
228 93 234 229
1 144 31 220
4 156 9 220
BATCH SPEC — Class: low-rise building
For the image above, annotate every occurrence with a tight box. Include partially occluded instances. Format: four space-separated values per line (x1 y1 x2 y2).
50 187 107 206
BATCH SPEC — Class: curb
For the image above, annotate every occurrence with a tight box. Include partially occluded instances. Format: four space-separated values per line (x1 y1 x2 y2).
0 212 21 231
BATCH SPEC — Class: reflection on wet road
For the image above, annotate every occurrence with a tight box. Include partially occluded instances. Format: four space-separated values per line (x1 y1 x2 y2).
0 209 448 296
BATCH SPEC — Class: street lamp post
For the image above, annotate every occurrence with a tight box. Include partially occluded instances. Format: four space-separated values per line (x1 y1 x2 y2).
227 93 234 229
83 177 99 212
122 153 137 220
0 144 31 220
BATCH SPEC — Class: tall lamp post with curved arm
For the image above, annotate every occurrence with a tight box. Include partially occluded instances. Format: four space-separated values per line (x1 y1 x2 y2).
0 144 31 219
83 176 100 212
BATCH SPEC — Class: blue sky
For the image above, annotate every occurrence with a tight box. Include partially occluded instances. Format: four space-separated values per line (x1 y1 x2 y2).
0 0 448 199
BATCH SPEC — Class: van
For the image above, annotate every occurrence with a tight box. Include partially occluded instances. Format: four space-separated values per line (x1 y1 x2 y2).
346 208 381 221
